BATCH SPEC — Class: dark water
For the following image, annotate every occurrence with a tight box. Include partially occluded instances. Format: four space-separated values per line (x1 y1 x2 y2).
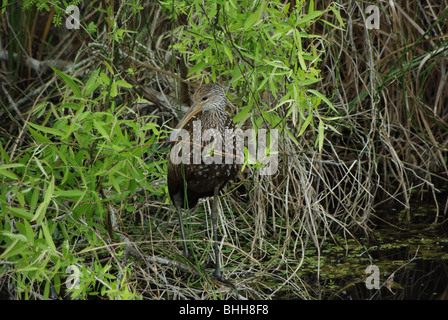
302 201 448 300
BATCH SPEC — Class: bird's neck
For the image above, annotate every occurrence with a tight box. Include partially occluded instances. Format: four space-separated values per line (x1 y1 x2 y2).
202 107 226 117
199 109 227 130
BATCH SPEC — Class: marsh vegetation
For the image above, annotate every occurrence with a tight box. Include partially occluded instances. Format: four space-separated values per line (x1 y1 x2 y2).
0 0 447 299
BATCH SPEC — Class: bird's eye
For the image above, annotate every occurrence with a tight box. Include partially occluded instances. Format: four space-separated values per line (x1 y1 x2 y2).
202 96 208 101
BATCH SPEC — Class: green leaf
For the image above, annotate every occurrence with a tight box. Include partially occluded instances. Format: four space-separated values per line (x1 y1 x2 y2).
23 220 35 246
100 73 111 85
30 188 40 212
43 281 51 300
233 105 251 124
0 231 27 242
93 119 109 138
84 69 101 96
41 219 56 252
87 21 97 35
116 79 133 89
28 127 52 144
27 122 63 137
329 6 345 28
108 171 121 193
307 89 337 112
34 157 49 179
0 163 25 170
298 10 322 26
51 67 82 98
244 0 265 29
111 81 118 97
17 190 25 207
8 207 34 220
298 112 313 136
31 176 55 223
55 190 87 198
317 120 325 150
309 0 315 13
0 168 19 180
244 12 259 29
0 239 25 259
223 46 233 61
61 117 81 140
1 0 7 14
0 142 9 163
188 61 207 76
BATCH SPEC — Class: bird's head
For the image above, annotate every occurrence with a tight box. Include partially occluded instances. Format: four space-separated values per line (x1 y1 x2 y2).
175 83 226 130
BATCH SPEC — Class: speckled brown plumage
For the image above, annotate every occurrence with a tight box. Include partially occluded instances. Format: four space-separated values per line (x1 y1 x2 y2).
166 83 239 279
167 84 238 210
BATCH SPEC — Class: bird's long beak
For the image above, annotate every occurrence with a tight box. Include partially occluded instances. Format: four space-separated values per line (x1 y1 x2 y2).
175 102 203 130
163 102 203 149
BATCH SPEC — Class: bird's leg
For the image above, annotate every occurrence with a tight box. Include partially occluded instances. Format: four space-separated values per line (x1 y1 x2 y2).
176 204 189 259
211 186 221 278
210 187 236 291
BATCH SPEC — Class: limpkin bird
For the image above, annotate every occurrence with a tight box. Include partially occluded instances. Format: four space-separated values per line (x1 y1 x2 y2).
167 83 239 279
